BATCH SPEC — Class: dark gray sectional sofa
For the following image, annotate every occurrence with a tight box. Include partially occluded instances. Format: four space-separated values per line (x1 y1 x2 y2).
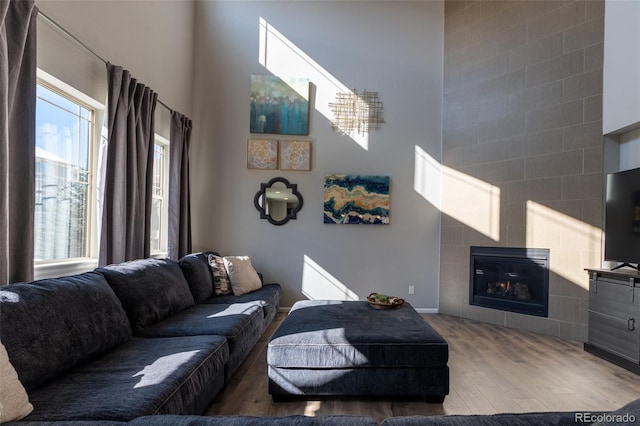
0 252 285 423
380 397 640 425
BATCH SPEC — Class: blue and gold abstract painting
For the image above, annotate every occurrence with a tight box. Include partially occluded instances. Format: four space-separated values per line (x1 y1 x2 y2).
324 175 390 224
250 75 309 135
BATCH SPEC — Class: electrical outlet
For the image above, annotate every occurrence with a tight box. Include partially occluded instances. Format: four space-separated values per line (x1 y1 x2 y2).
409 285 415 295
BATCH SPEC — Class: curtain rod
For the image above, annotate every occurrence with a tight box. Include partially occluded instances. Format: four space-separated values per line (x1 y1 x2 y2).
38 10 172 113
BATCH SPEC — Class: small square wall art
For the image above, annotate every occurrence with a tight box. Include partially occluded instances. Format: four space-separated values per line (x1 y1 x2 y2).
280 140 311 171
323 175 390 224
247 139 278 170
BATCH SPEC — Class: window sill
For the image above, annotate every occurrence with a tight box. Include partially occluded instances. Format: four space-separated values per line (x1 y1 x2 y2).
34 253 167 281
34 259 98 281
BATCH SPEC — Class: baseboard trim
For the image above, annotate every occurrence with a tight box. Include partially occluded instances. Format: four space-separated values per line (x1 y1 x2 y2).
415 308 439 314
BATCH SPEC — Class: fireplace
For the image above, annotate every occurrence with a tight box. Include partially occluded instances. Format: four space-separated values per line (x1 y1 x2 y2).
469 246 549 317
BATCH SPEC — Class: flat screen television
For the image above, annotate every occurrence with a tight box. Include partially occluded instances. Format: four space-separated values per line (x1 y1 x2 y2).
604 167 640 270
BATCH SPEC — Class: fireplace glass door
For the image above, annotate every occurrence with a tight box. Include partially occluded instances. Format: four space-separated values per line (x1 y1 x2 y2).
470 247 549 317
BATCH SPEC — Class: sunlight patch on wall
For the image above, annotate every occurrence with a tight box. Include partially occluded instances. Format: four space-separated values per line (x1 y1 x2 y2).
414 145 442 210
415 146 500 240
442 167 501 241
258 17 368 149
526 201 601 289
302 255 359 301
417 157 500 243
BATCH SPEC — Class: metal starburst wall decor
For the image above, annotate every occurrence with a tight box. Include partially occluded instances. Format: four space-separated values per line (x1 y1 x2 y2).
329 89 385 136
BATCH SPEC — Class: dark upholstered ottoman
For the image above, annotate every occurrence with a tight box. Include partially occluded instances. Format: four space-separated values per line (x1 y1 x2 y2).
267 300 449 402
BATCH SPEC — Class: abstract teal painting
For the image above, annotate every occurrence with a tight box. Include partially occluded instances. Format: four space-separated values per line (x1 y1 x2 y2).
250 75 309 135
324 175 390 224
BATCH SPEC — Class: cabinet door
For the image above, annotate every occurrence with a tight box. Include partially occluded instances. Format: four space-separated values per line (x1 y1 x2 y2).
588 311 640 363
589 277 638 320
588 278 640 363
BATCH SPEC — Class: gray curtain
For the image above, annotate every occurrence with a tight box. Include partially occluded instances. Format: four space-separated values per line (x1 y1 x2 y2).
167 111 192 260
99 63 157 266
0 0 37 284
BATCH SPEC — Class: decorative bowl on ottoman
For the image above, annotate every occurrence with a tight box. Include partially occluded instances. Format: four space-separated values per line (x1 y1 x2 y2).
367 292 404 309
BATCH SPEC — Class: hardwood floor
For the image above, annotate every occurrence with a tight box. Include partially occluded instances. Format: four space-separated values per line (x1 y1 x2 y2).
205 313 640 422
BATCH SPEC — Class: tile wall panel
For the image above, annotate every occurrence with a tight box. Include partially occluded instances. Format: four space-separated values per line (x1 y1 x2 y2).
441 0 604 341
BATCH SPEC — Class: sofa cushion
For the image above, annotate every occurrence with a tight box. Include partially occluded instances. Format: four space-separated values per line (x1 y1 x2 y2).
209 254 232 296
24 336 229 422
223 256 262 296
204 283 279 309
593 398 640 425
178 252 216 303
136 303 263 354
380 413 579 425
129 415 378 425
10 422 126 425
136 302 266 381
0 340 33 422
96 258 195 333
0 272 132 391
204 283 281 330
12 420 128 426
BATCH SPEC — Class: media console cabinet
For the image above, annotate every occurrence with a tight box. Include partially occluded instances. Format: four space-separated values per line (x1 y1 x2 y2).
585 268 640 374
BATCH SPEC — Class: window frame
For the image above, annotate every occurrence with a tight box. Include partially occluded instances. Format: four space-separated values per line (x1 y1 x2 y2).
34 69 104 279
150 134 170 258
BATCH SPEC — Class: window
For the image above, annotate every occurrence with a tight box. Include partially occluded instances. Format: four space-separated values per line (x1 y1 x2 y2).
35 82 95 262
151 135 169 255
33 70 166 271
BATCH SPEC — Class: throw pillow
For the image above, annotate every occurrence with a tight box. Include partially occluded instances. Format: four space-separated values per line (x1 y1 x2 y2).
209 254 233 296
179 252 215 303
223 256 262 296
0 340 33 423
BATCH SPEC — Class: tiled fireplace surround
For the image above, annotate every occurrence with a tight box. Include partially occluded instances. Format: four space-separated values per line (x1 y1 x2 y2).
439 0 604 342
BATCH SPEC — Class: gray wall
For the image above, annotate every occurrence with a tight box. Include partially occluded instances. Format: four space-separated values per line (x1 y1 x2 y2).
440 0 605 341
36 0 195 118
190 1 445 309
602 0 640 135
